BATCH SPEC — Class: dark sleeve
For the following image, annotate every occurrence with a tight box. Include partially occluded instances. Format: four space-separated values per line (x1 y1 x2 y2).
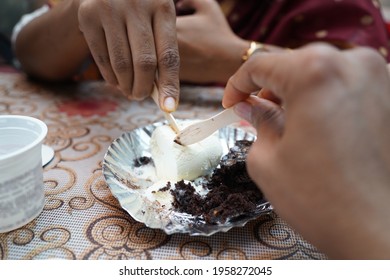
231 0 390 62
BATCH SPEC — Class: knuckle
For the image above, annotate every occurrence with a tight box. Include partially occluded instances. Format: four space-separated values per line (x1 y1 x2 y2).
100 0 114 12
157 0 175 14
159 48 180 70
110 44 132 74
301 47 341 83
78 0 113 24
78 1 95 26
134 54 157 72
112 58 131 74
95 54 110 66
77 0 92 15
78 0 104 17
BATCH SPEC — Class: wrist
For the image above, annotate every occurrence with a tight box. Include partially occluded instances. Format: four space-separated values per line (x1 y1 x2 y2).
241 41 287 62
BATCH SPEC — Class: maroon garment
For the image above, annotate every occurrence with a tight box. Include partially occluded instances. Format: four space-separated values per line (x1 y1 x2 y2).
221 0 390 61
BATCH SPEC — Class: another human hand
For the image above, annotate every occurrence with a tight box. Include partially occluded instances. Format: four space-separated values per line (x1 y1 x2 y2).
77 0 180 111
176 0 247 84
223 43 390 259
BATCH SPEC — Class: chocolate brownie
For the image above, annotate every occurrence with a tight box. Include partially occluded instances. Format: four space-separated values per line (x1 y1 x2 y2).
170 140 265 224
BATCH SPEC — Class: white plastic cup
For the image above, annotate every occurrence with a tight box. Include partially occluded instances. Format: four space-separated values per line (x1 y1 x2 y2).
0 115 48 233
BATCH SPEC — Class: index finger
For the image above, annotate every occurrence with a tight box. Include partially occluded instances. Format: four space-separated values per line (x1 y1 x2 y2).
153 1 180 112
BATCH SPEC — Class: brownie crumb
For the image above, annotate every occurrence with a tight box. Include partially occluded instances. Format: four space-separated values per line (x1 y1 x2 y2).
133 156 152 167
171 180 204 216
159 182 172 192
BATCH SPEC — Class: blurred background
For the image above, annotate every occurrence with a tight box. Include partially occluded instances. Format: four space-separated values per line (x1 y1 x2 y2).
381 0 390 20
0 0 45 66
1 0 390 68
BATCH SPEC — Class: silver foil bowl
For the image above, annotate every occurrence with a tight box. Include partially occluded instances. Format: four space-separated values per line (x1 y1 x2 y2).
102 121 272 236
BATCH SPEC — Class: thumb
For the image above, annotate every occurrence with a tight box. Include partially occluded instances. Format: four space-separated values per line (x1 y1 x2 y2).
234 96 285 143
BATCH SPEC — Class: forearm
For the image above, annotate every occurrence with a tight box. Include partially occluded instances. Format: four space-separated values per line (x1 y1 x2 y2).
14 0 89 81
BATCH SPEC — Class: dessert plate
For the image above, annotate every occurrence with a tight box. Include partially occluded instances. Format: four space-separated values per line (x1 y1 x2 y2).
42 144 54 167
102 121 272 236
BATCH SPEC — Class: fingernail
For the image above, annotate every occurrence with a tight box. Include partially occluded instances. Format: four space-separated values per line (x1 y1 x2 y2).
164 97 176 112
234 102 252 122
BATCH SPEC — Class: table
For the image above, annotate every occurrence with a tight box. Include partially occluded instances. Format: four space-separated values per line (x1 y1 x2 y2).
0 72 327 260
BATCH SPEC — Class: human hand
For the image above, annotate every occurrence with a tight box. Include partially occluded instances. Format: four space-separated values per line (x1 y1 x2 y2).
77 0 180 111
223 43 390 259
175 0 248 84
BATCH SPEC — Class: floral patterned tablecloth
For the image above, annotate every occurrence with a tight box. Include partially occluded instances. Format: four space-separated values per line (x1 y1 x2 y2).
0 73 327 260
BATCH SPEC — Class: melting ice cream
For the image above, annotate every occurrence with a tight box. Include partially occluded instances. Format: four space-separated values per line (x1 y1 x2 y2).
150 124 223 181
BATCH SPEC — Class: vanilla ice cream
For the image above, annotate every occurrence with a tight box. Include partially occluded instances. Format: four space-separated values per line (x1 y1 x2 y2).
150 124 223 181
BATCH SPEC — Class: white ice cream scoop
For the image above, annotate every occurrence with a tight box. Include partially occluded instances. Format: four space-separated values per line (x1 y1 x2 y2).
150 124 223 181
